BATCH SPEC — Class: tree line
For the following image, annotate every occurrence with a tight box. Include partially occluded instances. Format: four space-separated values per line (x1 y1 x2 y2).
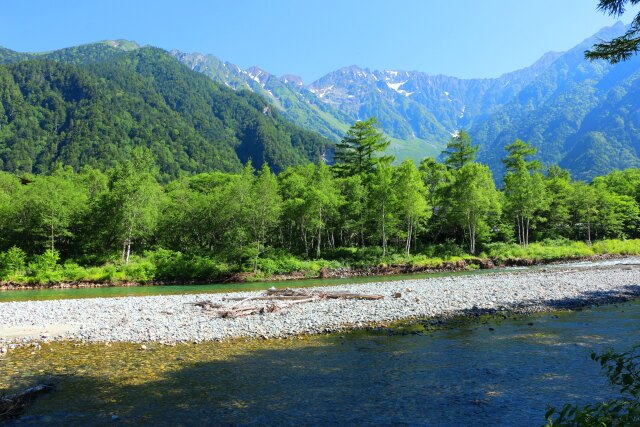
0 118 639 279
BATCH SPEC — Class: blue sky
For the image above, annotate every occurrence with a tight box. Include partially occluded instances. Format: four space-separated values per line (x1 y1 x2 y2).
0 0 636 82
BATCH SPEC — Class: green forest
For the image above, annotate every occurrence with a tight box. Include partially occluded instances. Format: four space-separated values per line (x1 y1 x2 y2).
1 118 640 285
0 46 331 179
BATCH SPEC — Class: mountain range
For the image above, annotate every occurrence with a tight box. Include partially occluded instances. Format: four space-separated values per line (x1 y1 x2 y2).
0 41 331 179
0 22 639 180
172 21 640 180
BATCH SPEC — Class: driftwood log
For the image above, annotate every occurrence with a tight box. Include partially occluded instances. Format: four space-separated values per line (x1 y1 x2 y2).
265 287 384 301
195 287 384 318
1 383 54 419
191 300 223 311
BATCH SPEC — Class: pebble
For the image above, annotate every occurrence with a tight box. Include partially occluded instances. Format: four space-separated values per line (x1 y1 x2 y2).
0 263 639 345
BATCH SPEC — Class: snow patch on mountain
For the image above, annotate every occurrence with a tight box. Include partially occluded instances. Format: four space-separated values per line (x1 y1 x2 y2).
309 85 335 98
398 90 414 97
386 81 407 91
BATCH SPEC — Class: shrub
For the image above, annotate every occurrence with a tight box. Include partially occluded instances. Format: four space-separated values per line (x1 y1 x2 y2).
593 239 640 256
145 249 229 281
26 250 62 284
60 262 89 281
0 246 27 280
118 257 156 282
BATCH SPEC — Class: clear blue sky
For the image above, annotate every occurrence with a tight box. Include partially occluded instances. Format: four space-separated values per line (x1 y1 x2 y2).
0 0 636 83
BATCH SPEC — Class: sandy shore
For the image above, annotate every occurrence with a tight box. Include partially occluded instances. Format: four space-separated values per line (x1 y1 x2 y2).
1 264 640 346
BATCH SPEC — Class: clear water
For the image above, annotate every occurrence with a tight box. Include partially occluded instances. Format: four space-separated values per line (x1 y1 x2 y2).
2 256 639 303
2 301 639 426
0 269 503 302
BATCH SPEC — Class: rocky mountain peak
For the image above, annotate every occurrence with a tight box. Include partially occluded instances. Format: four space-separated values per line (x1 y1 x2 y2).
281 74 304 86
102 39 140 51
245 66 270 84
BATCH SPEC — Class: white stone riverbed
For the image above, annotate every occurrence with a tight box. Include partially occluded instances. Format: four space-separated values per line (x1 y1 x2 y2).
1 264 640 345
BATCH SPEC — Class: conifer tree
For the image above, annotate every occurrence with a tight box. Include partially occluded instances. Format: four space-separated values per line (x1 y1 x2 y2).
334 118 394 184
442 130 477 170
586 0 640 63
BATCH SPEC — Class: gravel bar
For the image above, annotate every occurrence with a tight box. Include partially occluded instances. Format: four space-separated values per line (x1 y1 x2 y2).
1 265 640 346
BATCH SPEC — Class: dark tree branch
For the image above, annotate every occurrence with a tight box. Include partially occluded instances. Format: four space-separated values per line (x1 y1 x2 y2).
585 0 640 63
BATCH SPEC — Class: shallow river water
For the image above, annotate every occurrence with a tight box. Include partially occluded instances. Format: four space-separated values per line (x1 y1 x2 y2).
2 298 640 426
2 256 640 303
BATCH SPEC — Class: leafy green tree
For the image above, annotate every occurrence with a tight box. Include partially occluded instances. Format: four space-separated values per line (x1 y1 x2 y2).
278 165 313 255
450 163 501 254
393 160 431 254
305 162 343 257
592 168 640 205
586 0 640 63
594 185 640 239
247 163 282 271
442 130 477 170
0 172 23 252
542 166 574 239
227 162 258 257
336 175 367 248
24 167 87 253
103 148 162 263
158 171 244 258
419 157 455 241
503 140 549 246
278 163 343 257
370 162 396 256
571 182 599 245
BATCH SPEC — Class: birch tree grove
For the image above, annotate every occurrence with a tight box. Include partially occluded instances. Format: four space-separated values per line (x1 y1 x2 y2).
393 160 430 255
571 182 599 245
247 163 282 271
306 162 342 257
450 163 500 254
105 148 162 264
503 139 548 247
371 162 395 256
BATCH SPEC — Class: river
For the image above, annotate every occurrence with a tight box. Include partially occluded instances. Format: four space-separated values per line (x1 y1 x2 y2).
2 256 639 303
2 297 639 425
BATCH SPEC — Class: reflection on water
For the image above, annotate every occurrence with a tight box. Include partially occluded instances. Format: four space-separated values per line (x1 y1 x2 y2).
2 301 639 426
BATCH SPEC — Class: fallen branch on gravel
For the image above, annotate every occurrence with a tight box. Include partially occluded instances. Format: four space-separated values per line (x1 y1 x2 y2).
223 295 316 301
191 300 223 311
218 306 260 318
265 287 384 300
1 383 54 420
193 287 385 318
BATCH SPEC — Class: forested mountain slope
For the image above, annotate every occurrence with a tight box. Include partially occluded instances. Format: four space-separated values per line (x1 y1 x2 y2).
173 22 640 180
0 43 331 178
2 22 639 181
473 23 640 180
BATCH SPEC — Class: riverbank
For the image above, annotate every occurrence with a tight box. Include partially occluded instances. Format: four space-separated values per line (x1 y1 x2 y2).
0 252 631 291
1 263 640 347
